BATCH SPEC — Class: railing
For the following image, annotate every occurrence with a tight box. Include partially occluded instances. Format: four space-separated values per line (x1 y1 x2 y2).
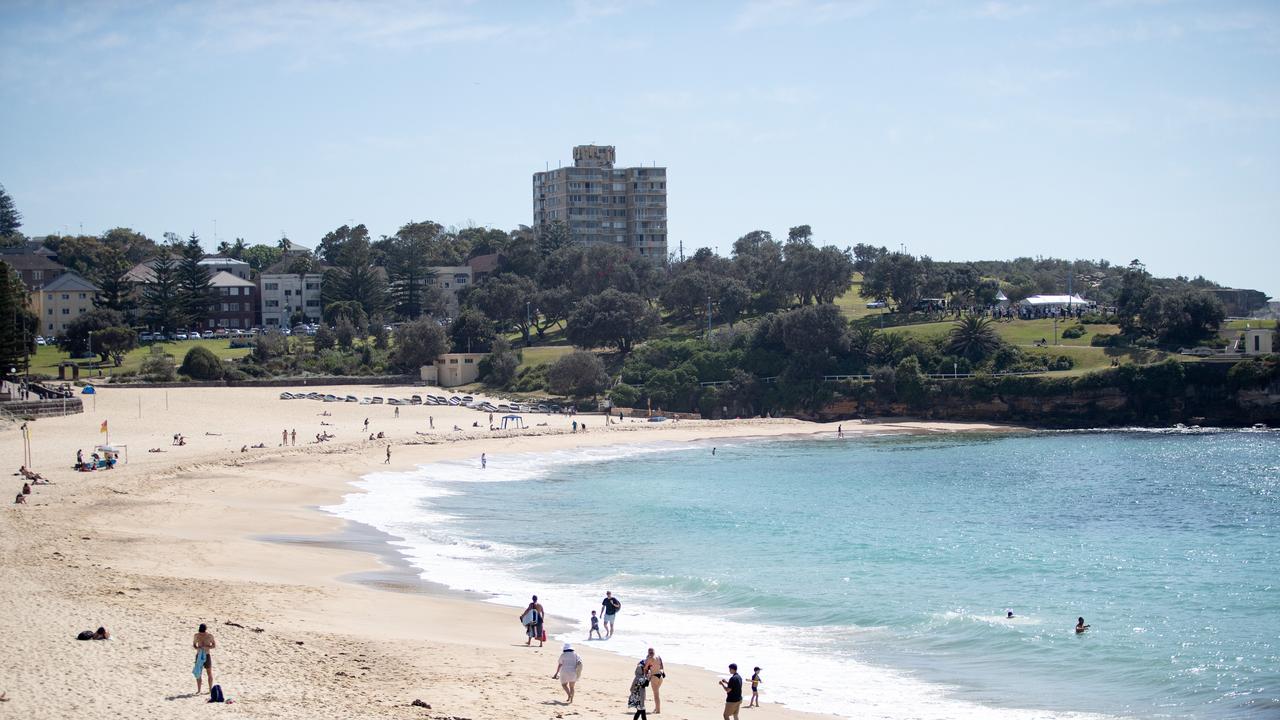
695 370 1051 388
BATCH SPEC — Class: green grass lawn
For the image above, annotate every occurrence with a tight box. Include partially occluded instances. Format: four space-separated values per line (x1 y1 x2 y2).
1224 318 1277 330
516 344 574 371
26 338 251 378
1021 345 1192 375
885 317 1120 347
834 274 891 320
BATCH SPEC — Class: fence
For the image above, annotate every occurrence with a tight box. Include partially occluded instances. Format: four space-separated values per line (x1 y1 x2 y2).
696 369 1049 388
0 397 85 419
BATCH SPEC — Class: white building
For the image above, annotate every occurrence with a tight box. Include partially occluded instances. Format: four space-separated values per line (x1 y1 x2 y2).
260 259 324 327
198 257 251 281
430 265 473 316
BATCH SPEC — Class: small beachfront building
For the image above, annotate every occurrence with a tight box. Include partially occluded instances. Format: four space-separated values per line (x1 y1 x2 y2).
419 353 488 387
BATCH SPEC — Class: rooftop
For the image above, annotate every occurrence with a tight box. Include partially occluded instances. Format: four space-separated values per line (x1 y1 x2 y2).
39 270 100 294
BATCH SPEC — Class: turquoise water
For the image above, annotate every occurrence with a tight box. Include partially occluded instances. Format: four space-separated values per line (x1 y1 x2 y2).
330 430 1280 719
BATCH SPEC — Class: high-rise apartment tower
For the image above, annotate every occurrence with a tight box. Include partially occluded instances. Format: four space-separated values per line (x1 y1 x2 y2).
532 145 667 259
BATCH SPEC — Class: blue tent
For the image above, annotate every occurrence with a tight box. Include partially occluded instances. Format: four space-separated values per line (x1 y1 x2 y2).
81 385 96 394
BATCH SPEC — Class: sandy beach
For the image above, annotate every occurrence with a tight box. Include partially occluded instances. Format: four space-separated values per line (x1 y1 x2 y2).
0 384 1013 719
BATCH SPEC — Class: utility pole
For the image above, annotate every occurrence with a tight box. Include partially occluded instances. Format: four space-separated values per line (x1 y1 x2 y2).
706 295 712 340
525 301 531 347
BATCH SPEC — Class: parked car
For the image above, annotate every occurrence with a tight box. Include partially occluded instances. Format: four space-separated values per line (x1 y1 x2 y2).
35 336 47 346
866 301 888 309
201 330 215 339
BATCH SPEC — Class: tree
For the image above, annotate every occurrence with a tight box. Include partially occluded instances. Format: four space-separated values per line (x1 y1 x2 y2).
946 316 1002 363
242 244 283 272
532 286 572 339
180 345 223 379
58 308 125 362
547 350 609 397
321 225 387 319
93 326 138 367
390 317 448 373
0 260 36 370
383 221 443 320
322 300 368 330
94 246 136 319
142 253 185 330
0 183 21 239
313 323 336 351
566 289 660 353
176 234 214 327
1116 260 1153 334
216 238 247 259
1141 290 1225 346
467 274 538 345
449 307 496 353
480 337 520 387
786 225 813 245
334 316 357 349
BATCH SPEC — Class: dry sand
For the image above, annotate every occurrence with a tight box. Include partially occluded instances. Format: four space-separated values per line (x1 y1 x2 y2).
0 384 1014 719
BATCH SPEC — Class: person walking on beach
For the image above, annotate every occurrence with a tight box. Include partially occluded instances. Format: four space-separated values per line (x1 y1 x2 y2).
364 417 369 431
520 596 546 646
429 415 434 429
748 667 762 707
394 406 400 418
627 659 649 719
385 445 391 464
601 591 621 639
192 623 216 694
481 453 487 469
644 647 665 713
282 428 288 446
291 429 296 446
553 642 583 704
719 663 743 720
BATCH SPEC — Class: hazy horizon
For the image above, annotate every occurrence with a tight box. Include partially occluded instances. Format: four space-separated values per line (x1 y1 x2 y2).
1 1 1276 296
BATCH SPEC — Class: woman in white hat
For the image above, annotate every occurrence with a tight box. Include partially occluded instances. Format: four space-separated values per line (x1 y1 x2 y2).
553 642 583 704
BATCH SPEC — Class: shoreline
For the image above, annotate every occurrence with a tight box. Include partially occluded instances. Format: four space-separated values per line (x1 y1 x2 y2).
0 384 1021 719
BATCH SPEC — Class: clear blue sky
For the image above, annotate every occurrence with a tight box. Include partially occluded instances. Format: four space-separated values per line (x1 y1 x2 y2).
2 1 1277 295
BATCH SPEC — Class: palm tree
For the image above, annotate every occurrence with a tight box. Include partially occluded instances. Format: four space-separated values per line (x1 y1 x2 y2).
946 315 1001 362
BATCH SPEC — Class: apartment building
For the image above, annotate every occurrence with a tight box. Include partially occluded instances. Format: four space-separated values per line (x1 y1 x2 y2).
32 271 99 336
202 271 258 330
532 144 667 259
430 265 472 317
259 259 323 327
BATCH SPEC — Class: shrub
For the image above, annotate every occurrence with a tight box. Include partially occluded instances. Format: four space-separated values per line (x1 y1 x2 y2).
1079 312 1110 324
313 323 336 351
547 350 610 397
139 353 177 382
608 382 642 409
1061 324 1085 339
480 338 520 387
510 363 549 392
390 318 448 374
180 346 223 380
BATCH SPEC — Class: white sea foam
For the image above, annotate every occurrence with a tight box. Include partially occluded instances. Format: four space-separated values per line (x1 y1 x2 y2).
325 442 1118 720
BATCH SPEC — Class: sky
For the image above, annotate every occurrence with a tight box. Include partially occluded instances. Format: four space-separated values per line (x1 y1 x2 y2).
1 0 1277 296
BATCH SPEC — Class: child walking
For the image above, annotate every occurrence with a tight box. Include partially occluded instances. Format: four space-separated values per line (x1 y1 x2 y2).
589 610 602 640
749 667 762 707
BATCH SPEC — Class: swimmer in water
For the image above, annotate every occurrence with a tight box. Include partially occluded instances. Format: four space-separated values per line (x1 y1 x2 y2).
1075 617 1090 634
1007 610 1014 619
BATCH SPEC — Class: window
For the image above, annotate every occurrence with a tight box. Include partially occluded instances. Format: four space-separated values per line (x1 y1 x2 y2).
449 358 459 364
284 289 292 296
33 271 43 280
47 308 52 315
265 282 279 290
305 299 319 307
46 293 52 300
62 293 70 300
61 308 70 315
79 293 86 299
464 358 474 364
266 300 280 308
305 282 319 290
78 307 86 313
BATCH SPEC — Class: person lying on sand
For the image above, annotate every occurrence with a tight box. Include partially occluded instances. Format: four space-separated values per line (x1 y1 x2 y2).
77 626 110 640
148 448 165 453
19 466 46 482
241 446 248 453
204 432 221 436
251 443 266 449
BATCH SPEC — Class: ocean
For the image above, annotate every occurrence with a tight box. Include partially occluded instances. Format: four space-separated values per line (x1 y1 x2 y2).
325 429 1280 719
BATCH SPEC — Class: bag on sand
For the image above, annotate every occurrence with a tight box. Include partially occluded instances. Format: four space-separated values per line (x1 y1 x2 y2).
540 629 547 642
76 630 95 641
208 685 225 703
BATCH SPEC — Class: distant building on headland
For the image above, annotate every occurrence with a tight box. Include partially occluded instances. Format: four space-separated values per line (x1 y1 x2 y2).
532 144 667 260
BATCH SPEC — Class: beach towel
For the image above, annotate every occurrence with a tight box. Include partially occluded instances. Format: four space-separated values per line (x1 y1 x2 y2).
193 649 207 678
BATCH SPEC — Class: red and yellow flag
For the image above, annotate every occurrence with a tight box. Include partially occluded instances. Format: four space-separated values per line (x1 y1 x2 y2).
100 420 108 434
